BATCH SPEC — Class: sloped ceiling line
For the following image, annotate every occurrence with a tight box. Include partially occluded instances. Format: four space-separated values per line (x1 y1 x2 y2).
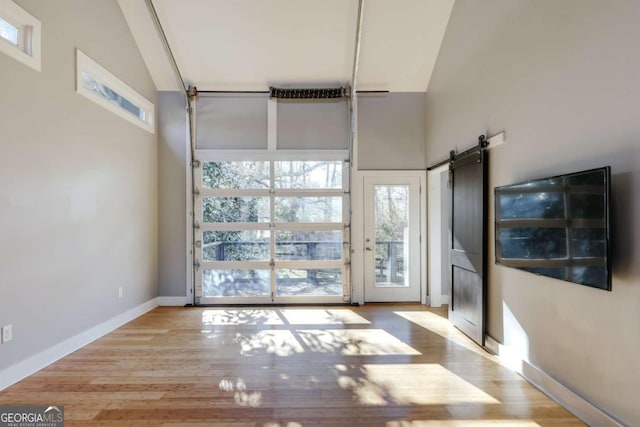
144 0 187 93
118 0 455 92
350 0 365 93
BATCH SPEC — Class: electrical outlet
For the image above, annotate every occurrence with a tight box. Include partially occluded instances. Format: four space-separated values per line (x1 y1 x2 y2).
118 287 123 299
2 325 12 343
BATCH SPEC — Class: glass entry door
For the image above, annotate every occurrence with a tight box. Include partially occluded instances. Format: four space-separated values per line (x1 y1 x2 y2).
363 176 421 302
194 158 350 304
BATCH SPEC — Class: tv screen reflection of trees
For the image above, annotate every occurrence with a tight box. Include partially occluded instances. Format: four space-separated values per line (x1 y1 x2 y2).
495 167 611 291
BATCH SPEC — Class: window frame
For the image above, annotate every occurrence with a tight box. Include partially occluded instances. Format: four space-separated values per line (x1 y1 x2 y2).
193 151 350 303
75 49 155 133
0 0 40 71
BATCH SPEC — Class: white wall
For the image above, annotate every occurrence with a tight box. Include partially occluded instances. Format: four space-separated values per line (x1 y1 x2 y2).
358 93 426 170
424 0 640 424
0 0 157 372
157 92 187 297
157 93 427 298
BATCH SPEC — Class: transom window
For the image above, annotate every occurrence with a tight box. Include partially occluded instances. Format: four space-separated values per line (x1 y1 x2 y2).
81 72 149 123
0 17 19 45
0 1 40 71
75 49 155 133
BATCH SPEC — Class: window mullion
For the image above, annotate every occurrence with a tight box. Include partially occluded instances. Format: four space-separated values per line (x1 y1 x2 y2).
270 160 276 300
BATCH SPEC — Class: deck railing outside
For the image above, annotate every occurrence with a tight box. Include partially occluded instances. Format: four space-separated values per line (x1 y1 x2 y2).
204 240 404 281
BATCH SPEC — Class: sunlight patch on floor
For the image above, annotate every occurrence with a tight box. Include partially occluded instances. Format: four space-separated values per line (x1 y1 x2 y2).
280 309 371 325
394 311 491 357
337 363 499 406
298 329 421 355
218 378 262 407
202 309 284 325
234 330 304 356
201 309 371 326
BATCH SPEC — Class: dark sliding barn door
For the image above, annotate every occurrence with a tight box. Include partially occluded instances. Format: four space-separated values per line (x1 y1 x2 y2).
448 146 488 346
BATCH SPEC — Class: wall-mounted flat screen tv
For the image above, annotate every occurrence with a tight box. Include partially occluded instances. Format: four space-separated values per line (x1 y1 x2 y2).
495 167 611 290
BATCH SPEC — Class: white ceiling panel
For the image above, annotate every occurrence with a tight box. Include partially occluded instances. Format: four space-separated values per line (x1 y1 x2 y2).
119 0 454 93
153 0 359 91
357 0 454 92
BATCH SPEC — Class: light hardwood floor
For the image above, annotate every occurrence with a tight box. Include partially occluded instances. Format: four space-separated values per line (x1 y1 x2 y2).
0 304 583 426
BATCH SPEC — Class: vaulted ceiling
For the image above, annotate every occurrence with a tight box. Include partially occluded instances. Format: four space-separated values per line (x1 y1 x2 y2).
118 0 454 92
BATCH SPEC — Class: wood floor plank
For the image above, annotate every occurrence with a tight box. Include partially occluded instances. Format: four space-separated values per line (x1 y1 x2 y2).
0 305 584 426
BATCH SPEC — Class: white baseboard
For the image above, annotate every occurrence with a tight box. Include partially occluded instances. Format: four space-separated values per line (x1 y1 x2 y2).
156 296 188 306
485 335 625 427
0 298 159 391
484 335 500 354
426 295 449 307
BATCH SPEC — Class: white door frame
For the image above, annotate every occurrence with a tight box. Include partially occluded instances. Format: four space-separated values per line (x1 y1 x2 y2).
351 170 427 305
427 164 448 307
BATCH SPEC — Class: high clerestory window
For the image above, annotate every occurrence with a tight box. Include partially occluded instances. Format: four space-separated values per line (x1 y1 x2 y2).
0 1 41 71
75 49 155 133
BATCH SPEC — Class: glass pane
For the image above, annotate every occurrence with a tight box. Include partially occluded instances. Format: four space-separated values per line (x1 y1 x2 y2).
203 197 270 223
203 230 270 261
570 193 605 220
506 177 562 191
203 269 270 297
275 231 342 260
499 227 567 259
276 269 342 296
498 193 565 220
571 228 605 258
570 266 607 287
374 186 409 287
81 72 146 121
275 161 342 189
522 267 566 281
202 161 270 189
567 171 605 186
0 17 18 45
275 197 342 222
